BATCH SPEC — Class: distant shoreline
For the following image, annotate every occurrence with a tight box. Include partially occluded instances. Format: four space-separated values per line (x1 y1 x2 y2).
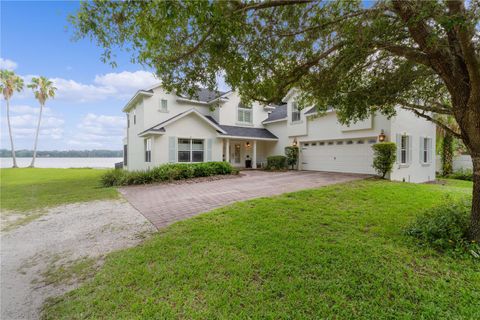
0 157 123 169
0 149 123 158
0 156 122 158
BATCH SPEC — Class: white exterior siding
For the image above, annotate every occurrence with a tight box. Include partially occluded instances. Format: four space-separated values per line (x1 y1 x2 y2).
153 113 223 164
126 100 148 171
389 108 436 183
217 92 270 128
263 120 291 156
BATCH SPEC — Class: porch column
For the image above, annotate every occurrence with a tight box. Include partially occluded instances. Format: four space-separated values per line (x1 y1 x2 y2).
252 140 257 169
225 138 230 163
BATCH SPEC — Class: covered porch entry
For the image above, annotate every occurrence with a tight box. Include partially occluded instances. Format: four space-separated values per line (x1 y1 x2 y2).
222 138 276 169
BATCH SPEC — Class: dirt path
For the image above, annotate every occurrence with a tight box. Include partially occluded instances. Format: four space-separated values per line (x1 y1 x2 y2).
0 199 156 320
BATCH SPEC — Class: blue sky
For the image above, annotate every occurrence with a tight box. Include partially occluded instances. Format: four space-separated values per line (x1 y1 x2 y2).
1 0 160 150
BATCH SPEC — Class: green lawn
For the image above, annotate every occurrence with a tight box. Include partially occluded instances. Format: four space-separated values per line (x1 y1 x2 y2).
43 179 478 319
0 168 118 212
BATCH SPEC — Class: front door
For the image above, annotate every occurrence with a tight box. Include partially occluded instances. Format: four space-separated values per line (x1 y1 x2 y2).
234 144 241 164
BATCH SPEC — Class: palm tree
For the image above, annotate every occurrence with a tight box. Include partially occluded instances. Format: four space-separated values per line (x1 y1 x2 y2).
28 76 57 168
0 70 24 168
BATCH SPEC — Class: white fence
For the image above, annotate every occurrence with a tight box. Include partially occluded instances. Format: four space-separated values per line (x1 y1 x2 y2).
436 154 473 172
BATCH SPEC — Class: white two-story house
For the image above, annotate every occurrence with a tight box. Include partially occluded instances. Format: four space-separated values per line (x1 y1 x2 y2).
123 84 436 183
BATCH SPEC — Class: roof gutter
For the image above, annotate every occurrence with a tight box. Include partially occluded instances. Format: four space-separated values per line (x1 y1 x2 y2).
218 135 278 141
262 118 287 125
122 90 154 112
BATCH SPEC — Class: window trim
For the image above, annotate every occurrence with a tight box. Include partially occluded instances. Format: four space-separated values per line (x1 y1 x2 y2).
123 144 128 166
159 99 168 113
421 137 432 165
291 102 301 122
177 138 205 163
400 135 408 165
237 103 253 124
144 138 152 163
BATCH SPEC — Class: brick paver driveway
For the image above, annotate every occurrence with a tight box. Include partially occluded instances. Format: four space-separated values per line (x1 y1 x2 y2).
120 170 367 229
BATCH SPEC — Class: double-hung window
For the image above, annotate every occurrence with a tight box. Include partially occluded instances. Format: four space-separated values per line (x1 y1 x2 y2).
291 102 301 122
237 103 252 124
421 137 432 164
144 138 152 162
178 139 204 163
159 99 168 112
123 145 128 166
400 135 408 164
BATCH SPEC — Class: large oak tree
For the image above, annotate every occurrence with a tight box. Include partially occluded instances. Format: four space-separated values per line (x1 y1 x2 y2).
71 0 480 240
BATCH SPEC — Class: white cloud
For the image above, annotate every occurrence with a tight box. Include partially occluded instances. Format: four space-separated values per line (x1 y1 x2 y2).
0 58 18 71
12 70 158 103
10 104 53 116
51 78 118 103
68 113 125 149
2 104 64 140
94 71 158 92
52 70 158 103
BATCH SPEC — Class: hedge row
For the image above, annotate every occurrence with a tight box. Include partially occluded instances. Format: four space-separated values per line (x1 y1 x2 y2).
444 169 473 181
101 162 236 187
266 155 287 170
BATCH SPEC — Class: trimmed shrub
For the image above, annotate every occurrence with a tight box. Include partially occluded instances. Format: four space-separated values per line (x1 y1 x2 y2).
405 199 479 257
266 155 287 170
285 146 299 170
101 161 235 187
100 169 127 187
445 169 473 181
372 142 396 178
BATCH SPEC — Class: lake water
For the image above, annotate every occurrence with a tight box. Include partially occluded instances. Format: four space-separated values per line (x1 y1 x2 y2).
0 157 123 169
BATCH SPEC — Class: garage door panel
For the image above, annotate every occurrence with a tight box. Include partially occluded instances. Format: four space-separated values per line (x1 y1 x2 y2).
300 142 375 174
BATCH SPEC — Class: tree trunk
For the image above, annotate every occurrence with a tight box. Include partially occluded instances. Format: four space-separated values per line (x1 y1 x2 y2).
441 133 453 176
470 155 480 242
29 103 44 168
6 98 18 168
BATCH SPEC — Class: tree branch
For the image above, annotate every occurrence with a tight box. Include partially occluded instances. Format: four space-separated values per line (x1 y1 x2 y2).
235 0 313 13
398 99 453 115
378 44 434 68
399 103 461 138
273 8 380 38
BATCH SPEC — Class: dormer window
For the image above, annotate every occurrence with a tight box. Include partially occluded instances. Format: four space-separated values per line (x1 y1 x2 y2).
237 103 252 124
292 102 301 122
159 99 168 112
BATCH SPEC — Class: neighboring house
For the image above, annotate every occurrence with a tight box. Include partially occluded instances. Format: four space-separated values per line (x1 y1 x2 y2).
123 84 436 183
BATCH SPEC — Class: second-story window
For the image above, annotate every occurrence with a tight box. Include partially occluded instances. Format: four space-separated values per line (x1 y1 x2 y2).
237 103 252 124
133 110 136 125
127 114 130 128
291 102 301 122
159 99 168 112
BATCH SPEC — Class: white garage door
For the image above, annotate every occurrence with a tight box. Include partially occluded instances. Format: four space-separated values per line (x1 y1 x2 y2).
300 139 376 174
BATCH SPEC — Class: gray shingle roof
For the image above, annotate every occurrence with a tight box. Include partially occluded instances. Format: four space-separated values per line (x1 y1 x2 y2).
140 110 277 140
218 125 278 139
178 88 229 103
304 106 317 115
138 110 189 136
262 104 287 123
205 116 277 139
